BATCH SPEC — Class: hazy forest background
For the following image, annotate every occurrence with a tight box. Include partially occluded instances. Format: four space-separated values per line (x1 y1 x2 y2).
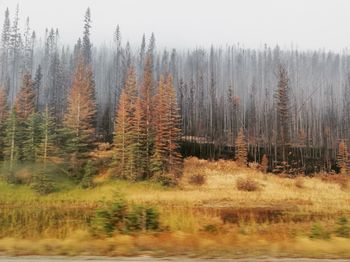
1 5 350 179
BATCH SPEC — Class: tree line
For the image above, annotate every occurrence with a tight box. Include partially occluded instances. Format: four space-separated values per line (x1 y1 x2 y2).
0 7 182 184
1 6 350 175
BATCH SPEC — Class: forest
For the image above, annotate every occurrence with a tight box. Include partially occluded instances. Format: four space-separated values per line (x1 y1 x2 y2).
1 3 350 259
0 5 349 188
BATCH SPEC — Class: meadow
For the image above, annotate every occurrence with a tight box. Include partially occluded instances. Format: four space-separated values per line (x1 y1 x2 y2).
1 157 350 258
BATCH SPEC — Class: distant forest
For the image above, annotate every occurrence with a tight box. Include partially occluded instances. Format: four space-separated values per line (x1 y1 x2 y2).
1 6 350 175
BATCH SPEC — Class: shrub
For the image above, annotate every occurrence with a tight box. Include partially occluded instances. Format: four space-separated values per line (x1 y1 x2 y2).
89 196 160 236
309 223 330 240
153 173 178 187
294 177 305 188
236 177 260 192
188 173 206 186
81 160 97 188
31 171 55 195
335 216 350 238
202 224 218 233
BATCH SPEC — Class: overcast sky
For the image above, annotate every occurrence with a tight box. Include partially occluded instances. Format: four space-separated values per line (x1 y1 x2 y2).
0 0 349 51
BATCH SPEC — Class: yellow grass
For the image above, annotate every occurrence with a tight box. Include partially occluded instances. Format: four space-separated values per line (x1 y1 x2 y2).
1 157 350 258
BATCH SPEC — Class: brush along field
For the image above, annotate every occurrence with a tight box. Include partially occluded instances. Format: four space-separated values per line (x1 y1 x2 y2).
1 157 350 258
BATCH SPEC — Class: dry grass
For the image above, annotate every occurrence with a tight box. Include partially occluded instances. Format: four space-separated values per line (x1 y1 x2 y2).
1 157 350 258
236 177 260 191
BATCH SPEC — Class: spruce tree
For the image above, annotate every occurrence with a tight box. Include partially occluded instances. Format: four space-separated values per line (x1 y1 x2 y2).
15 72 36 121
112 89 131 178
152 75 183 176
82 8 92 65
275 65 290 163
37 105 56 166
3 107 20 171
164 75 183 175
0 87 8 160
22 112 41 162
63 56 96 171
140 54 155 177
235 128 248 167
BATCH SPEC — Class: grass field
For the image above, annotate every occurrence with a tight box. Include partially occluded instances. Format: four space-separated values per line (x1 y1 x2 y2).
1 157 350 258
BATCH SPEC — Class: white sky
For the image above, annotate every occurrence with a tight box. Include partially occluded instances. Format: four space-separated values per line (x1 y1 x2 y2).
0 0 349 51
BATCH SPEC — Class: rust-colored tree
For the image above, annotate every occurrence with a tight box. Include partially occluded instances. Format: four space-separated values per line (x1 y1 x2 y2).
152 75 183 176
15 72 36 121
337 140 349 175
112 66 139 179
139 54 155 177
235 127 248 166
63 56 96 168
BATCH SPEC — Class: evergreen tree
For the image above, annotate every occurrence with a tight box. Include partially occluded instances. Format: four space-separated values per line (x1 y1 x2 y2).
235 128 248 167
37 105 56 166
152 75 183 176
15 72 36 121
82 8 92 65
112 89 131 178
22 112 41 162
63 56 96 165
164 75 183 175
3 107 20 171
0 87 8 160
275 65 290 163
140 54 155 177
33 65 42 111
1 8 10 86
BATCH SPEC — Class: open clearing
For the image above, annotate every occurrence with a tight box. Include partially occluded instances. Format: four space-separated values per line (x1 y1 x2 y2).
1 158 350 258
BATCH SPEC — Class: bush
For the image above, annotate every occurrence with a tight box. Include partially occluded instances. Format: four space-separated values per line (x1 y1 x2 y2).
153 173 178 187
335 216 350 238
309 223 330 240
202 224 218 233
89 196 160 236
236 177 260 192
188 173 206 186
81 160 97 188
31 171 55 195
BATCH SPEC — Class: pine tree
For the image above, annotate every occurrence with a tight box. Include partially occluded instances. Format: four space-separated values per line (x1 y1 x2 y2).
112 66 139 179
151 76 167 173
37 105 56 166
22 112 41 162
337 140 349 175
275 65 290 163
133 97 145 175
33 65 42 110
64 56 96 157
15 72 36 121
3 107 20 171
0 87 8 160
164 75 183 175
1 8 10 86
152 75 183 176
140 54 155 177
82 8 92 65
235 128 248 167
113 89 131 178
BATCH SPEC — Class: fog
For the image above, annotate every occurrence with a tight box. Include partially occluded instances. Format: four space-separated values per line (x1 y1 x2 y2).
1 0 350 51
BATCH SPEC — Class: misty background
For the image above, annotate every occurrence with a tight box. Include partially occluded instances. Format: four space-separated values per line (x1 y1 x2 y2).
1 0 350 51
